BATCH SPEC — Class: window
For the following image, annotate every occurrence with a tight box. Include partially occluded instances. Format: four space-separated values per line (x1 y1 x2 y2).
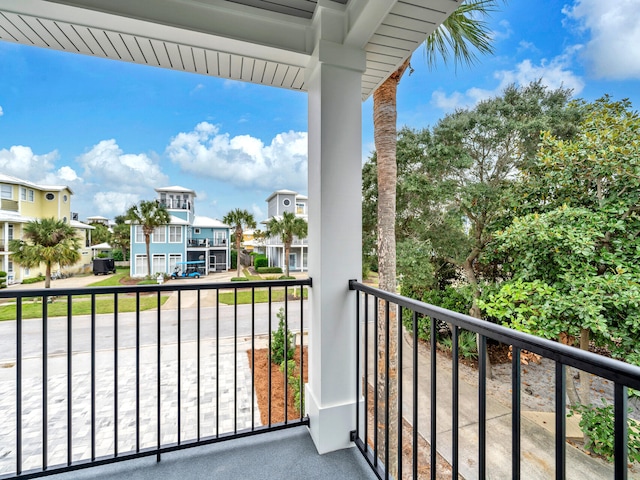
215 231 226 245
152 226 166 243
45 192 55 200
283 198 291 206
63 194 68 203
169 254 181 272
1 185 12 199
152 254 165 274
194 228 201 234
296 203 305 215
7 260 13 272
24 268 30 276
28 190 34 202
20 188 26 201
135 255 148 276
8 224 13 240
169 226 182 243
135 226 145 243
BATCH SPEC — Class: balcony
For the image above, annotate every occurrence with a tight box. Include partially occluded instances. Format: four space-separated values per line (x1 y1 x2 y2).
0 280 638 479
186 239 227 248
159 200 191 211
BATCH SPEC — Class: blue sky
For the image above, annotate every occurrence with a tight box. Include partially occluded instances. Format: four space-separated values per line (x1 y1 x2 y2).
1 0 639 222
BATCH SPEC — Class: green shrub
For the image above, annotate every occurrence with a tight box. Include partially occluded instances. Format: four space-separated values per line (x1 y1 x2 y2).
0 271 7 277
271 307 294 365
258 266 283 274
422 286 472 315
0 271 6 289
97 252 109 258
23 275 45 284
231 277 249 281
230 250 237 269
440 330 478 360
280 358 304 415
279 275 295 280
254 256 268 268
569 400 640 463
112 249 124 261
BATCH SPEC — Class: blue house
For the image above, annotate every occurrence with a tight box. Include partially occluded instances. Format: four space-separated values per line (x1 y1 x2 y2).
129 186 231 277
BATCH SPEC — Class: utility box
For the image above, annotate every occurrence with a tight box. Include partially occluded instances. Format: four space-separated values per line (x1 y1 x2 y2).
93 258 116 275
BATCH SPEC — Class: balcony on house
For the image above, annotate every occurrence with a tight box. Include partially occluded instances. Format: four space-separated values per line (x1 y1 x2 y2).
159 199 192 211
0 280 639 480
186 237 227 248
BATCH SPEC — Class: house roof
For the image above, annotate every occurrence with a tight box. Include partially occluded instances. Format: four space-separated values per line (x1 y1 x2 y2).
86 215 109 221
90 242 112 249
0 172 74 194
155 186 197 195
169 215 190 225
0 0 460 100
265 189 298 202
192 215 230 228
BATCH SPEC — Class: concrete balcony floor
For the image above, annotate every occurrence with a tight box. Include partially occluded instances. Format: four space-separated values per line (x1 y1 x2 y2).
45 427 376 480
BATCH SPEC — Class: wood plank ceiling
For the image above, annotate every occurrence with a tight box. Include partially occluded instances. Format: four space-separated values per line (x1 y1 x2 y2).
0 0 458 99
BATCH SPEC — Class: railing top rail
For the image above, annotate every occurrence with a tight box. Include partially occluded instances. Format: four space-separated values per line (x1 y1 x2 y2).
0 278 312 299
350 280 640 390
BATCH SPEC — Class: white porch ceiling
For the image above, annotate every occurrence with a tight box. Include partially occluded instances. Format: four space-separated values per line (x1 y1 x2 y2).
0 0 459 99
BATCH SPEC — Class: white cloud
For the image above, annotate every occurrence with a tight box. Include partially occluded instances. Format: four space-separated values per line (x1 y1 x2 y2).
93 191 141 217
563 0 640 79
251 203 265 220
166 122 307 192
0 106 3 116
0 145 60 181
492 19 513 41
77 139 168 191
431 51 584 112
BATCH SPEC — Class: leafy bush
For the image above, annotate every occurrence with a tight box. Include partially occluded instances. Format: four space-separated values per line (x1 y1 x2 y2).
422 286 472 316
230 277 249 281
112 249 124 261
280 358 304 415
258 267 283 274
254 256 268 268
569 400 640 463
230 250 237 269
23 275 45 284
271 307 294 365
0 271 6 289
440 330 478 360
97 252 109 258
279 275 295 280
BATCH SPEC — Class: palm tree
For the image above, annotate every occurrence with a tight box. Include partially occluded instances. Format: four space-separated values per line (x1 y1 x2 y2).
373 1 500 474
265 211 307 278
223 208 256 278
9 218 81 288
126 200 170 277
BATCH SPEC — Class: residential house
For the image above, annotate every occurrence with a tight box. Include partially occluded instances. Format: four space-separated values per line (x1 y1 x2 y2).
0 173 93 284
263 189 308 272
129 186 231 277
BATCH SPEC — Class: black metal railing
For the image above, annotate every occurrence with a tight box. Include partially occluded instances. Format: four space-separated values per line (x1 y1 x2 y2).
349 280 640 480
0 278 310 479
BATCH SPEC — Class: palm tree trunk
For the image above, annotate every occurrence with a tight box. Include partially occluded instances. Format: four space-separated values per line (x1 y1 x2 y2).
373 58 410 477
236 233 242 278
284 242 290 277
45 264 51 289
145 236 152 278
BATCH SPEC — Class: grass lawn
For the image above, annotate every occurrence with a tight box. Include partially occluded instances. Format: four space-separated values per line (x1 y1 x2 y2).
89 272 129 287
0 295 169 321
218 287 308 305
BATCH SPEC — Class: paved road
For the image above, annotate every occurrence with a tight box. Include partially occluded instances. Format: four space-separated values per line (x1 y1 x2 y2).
0 298 307 363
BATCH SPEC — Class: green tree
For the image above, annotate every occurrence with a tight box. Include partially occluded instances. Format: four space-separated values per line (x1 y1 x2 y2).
430 82 579 318
111 221 130 260
223 208 256 278
480 97 640 408
89 222 111 245
126 200 170 277
9 218 81 288
265 211 307 278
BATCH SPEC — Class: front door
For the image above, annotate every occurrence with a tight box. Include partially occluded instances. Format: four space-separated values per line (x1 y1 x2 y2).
288 253 296 271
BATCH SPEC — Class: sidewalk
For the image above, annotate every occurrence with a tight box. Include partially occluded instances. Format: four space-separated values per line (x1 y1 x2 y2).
398 332 624 479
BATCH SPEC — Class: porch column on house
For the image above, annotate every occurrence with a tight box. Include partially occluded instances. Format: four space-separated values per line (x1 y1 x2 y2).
305 5 365 454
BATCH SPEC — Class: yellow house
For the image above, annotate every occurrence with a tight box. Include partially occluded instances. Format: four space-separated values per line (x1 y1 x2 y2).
0 173 93 284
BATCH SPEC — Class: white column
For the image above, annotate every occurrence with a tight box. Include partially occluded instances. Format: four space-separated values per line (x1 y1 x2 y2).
305 25 365 453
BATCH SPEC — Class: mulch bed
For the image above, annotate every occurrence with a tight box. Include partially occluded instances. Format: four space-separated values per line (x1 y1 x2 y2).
247 346 308 425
